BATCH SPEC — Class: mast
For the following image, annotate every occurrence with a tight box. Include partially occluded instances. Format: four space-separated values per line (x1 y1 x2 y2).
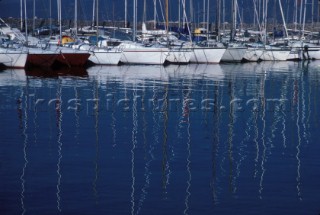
312 0 314 28
294 0 297 31
207 0 210 38
318 0 320 24
203 0 206 25
299 0 304 36
302 0 307 38
234 0 237 36
143 0 147 23
215 0 220 41
24 0 28 44
222 0 225 35
218 0 221 39
74 0 78 36
178 0 181 29
133 0 137 41
182 0 186 27
263 0 268 44
154 0 157 29
49 0 52 36
190 0 193 32
92 0 96 28
230 0 236 41
33 0 35 36
96 0 99 46
20 0 23 31
166 0 169 34
125 0 127 28
259 0 261 25
58 0 62 45
278 0 288 38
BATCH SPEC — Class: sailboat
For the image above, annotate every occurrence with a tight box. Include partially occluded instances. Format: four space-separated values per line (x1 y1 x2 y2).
36 0 89 68
119 0 169 65
0 19 28 68
189 0 226 64
246 0 291 61
0 13 57 67
190 41 226 64
162 0 192 64
220 0 247 63
0 46 28 68
86 0 122 65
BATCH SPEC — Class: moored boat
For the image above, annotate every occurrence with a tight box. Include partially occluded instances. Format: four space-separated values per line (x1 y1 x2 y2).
26 47 58 68
119 41 169 65
0 47 28 68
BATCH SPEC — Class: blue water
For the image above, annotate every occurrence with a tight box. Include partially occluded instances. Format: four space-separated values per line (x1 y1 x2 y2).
1 61 320 215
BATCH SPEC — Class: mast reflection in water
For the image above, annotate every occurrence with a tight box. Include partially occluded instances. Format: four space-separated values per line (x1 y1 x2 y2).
0 61 320 214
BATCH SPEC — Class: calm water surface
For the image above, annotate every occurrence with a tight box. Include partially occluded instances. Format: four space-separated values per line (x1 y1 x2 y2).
1 62 320 215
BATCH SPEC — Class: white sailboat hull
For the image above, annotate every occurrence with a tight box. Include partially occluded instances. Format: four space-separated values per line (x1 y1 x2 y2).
166 49 192 64
287 49 302 61
0 48 28 68
190 47 226 64
304 47 320 60
89 48 122 65
260 49 290 61
221 47 247 62
121 46 169 65
243 48 263 62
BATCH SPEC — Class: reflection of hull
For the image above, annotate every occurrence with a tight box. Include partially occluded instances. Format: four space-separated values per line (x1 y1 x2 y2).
166 64 224 81
88 48 122 65
87 65 169 84
221 47 247 62
190 47 226 64
0 69 26 86
25 66 88 77
0 48 28 68
166 48 192 64
121 65 169 83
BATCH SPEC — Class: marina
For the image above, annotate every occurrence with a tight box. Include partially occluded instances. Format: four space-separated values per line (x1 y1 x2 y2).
1 0 320 214
2 0 320 69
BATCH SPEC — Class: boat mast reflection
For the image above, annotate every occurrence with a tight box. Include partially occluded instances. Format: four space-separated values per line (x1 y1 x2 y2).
136 85 150 214
294 75 302 201
19 86 28 215
181 78 192 215
259 70 266 199
93 75 100 203
211 82 221 203
161 80 169 196
131 85 138 215
56 78 63 212
227 77 236 194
